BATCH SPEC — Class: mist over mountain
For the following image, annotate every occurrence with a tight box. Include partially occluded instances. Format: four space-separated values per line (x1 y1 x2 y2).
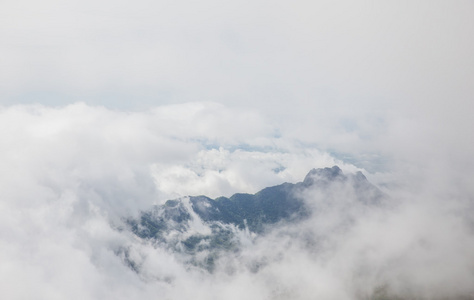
115 166 474 300
132 166 381 233
2 0 474 298
125 166 385 273
0 104 473 300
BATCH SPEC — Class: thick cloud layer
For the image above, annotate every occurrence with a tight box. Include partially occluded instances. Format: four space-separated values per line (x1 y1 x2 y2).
0 103 473 299
1 0 474 298
0 103 341 299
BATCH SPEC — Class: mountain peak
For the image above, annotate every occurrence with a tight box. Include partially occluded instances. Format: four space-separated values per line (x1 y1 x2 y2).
303 165 344 186
126 167 384 272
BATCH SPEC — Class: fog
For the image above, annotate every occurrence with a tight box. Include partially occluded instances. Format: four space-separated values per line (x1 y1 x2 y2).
0 103 473 299
1 0 474 299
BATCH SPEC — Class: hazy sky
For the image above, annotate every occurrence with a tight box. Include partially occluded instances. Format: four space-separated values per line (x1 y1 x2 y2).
1 1 474 299
2 1 473 110
2 0 474 173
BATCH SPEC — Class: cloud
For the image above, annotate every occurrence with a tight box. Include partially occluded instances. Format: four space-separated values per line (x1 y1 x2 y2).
0 102 342 298
0 101 473 299
0 102 291 212
1 1 474 297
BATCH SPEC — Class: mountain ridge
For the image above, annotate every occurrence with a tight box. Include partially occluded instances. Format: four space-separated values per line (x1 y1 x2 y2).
124 166 384 274
128 166 384 238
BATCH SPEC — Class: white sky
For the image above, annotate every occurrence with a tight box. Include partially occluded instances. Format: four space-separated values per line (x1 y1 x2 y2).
2 0 473 173
1 1 473 110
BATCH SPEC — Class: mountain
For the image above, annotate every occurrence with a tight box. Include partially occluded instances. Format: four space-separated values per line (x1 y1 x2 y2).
125 166 384 271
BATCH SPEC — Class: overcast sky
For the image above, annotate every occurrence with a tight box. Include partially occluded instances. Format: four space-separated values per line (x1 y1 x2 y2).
1 1 474 299
2 0 474 170
2 1 473 110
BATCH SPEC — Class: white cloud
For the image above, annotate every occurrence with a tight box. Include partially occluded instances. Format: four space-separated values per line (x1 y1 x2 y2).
0 102 290 212
0 102 371 298
1 0 474 298
0 101 473 299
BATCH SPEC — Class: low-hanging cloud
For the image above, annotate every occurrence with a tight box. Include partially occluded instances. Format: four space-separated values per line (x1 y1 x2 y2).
1 0 474 298
0 102 345 299
120 166 474 300
0 102 473 299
